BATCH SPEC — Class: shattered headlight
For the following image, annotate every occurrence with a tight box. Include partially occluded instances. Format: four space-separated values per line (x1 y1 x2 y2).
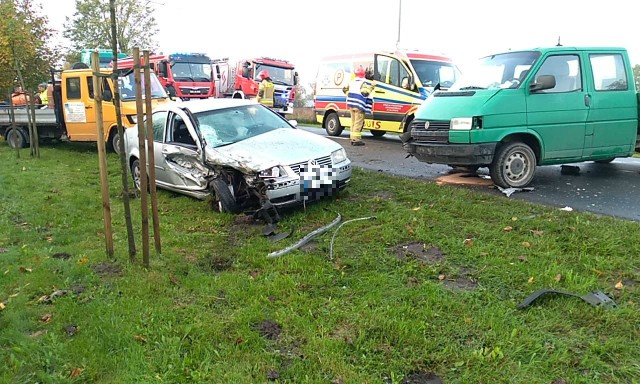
259 166 286 178
331 148 347 164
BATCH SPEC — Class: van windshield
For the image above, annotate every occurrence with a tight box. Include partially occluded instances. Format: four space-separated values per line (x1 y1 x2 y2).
254 64 295 86
451 51 541 91
118 72 168 101
410 60 461 89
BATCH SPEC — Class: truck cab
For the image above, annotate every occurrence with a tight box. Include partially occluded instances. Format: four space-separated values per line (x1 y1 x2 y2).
404 46 639 188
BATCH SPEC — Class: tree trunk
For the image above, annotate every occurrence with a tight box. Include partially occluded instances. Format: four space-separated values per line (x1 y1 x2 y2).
8 91 20 159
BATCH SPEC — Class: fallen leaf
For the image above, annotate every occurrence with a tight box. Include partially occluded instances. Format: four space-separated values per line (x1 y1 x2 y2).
438 274 446 280
133 335 147 343
412 207 421 211
592 269 604 276
554 274 562 283
235 336 244 345
0 302 5 310
511 216 518 221
169 275 180 286
528 276 534 283
530 229 544 236
518 256 527 262
78 257 89 264
464 318 472 324
21 166 26 171
503 226 513 232
69 368 83 379
463 238 473 247
40 313 53 323
406 225 415 236
9 293 19 298
615 281 624 290
480 252 489 256
522 241 531 248
19 267 32 273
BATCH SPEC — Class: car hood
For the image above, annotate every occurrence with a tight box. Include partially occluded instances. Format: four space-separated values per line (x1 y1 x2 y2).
204 128 343 173
415 89 503 120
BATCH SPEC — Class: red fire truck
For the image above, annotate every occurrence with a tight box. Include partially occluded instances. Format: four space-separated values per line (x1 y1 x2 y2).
116 53 215 100
212 57 298 114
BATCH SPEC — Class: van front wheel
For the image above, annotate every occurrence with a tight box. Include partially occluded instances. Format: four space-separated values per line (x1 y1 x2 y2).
108 130 121 154
490 142 536 188
325 112 343 136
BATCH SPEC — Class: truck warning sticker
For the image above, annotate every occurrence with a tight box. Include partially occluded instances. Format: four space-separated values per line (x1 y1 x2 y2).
64 102 87 123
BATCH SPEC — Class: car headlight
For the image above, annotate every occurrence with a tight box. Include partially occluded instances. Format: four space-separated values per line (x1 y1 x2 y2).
450 117 473 130
331 148 347 164
259 166 285 178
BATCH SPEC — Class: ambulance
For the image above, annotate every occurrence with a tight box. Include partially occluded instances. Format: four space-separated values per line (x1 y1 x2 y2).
314 50 461 137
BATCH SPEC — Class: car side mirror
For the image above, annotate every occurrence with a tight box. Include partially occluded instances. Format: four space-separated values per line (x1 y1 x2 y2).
288 119 298 128
530 75 556 92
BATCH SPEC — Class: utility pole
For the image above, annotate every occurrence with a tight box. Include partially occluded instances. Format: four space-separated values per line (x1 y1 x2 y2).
396 0 402 49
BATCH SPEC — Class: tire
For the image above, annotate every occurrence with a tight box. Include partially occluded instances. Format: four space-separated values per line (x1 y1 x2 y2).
325 112 343 136
108 129 121 154
594 158 615 164
370 130 386 137
490 142 537 188
130 158 142 191
211 178 239 213
6 127 27 149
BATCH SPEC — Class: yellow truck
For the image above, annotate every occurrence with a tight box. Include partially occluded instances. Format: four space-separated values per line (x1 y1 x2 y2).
314 50 461 137
0 67 171 152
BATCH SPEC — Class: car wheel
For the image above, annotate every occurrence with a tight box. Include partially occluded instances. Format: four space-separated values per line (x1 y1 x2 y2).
325 112 343 136
594 158 615 164
490 142 536 188
211 178 239 213
108 130 121 154
370 130 386 137
6 127 27 149
130 158 142 191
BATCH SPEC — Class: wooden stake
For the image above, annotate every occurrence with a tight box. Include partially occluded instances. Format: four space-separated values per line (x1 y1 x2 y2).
133 48 150 268
92 52 114 257
143 50 162 254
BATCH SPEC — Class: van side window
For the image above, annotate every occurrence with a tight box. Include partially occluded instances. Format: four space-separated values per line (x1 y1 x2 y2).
533 55 582 93
152 111 168 142
87 77 113 100
376 56 390 83
590 54 628 91
389 59 411 89
66 77 81 100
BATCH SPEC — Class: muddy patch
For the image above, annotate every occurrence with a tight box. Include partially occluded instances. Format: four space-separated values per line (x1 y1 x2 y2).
436 172 493 187
440 267 478 291
401 372 444 384
227 215 262 246
394 242 445 264
253 319 282 340
206 255 233 272
299 240 320 253
373 191 395 200
52 252 72 260
90 262 123 278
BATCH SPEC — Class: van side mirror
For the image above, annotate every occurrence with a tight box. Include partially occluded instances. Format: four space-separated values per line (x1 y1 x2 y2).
242 67 250 78
294 71 299 86
530 75 556 92
158 62 168 78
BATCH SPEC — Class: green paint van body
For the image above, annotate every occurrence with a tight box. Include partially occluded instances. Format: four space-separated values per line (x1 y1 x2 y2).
404 47 640 187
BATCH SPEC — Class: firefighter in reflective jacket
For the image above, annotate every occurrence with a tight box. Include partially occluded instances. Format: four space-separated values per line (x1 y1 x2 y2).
257 70 275 108
342 66 374 146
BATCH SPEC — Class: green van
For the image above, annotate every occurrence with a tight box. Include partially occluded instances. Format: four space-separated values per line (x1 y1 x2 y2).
403 46 640 188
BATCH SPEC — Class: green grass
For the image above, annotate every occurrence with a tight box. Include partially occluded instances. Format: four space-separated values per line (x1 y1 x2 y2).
1 141 639 383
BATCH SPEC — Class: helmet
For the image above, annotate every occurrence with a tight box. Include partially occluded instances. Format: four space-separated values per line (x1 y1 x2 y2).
259 70 270 80
354 66 366 78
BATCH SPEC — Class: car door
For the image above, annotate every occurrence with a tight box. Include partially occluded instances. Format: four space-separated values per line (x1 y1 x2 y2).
526 53 588 160
149 110 170 185
373 54 418 132
583 52 637 157
62 75 96 141
158 111 209 192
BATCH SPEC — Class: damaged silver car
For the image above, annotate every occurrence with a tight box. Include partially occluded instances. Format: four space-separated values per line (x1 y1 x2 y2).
124 99 352 216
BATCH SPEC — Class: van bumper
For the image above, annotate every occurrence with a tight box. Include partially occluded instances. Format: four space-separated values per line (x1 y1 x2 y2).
404 142 497 165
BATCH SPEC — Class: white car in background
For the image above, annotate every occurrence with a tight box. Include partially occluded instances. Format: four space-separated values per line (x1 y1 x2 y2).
124 99 352 216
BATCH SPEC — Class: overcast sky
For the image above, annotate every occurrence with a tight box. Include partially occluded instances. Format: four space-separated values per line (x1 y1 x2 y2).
41 0 639 85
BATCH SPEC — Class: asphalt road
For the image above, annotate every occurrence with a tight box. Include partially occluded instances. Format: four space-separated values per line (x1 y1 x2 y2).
300 125 640 222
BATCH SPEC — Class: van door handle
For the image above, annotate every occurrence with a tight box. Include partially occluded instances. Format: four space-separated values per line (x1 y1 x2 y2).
374 90 384 93
85 105 93 109
584 94 591 107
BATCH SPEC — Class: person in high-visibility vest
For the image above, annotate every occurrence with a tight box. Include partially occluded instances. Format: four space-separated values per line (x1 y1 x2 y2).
342 66 374 146
257 70 274 108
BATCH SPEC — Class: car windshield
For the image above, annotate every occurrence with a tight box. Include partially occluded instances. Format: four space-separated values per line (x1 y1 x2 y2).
196 104 293 148
451 51 541 91
118 71 168 101
172 62 213 82
254 64 295 86
410 60 461 89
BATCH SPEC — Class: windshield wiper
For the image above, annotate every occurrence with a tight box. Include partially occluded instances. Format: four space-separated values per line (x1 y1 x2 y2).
459 86 486 90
